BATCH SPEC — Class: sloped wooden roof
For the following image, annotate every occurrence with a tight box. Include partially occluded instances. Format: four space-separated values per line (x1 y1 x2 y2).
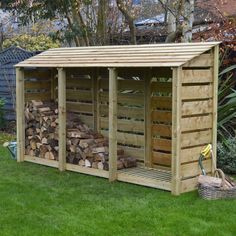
16 42 219 68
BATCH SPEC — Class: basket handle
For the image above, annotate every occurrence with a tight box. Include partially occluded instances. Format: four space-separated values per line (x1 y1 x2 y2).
214 169 226 190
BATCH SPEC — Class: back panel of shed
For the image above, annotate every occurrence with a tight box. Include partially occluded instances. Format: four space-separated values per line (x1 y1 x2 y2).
15 43 219 195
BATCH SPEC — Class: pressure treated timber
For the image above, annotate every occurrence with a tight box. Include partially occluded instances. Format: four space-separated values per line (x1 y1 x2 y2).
25 80 51 89
145 73 152 167
117 167 171 191
171 67 181 195
24 155 59 168
181 115 212 132
100 118 144 133
182 99 213 116
108 68 118 182
66 164 109 178
181 129 212 148
181 159 211 178
181 84 213 100
16 68 25 162
151 96 172 109
212 45 219 173
58 68 66 171
181 145 210 164
101 130 144 147
182 69 212 83
17 43 219 68
17 42 220 195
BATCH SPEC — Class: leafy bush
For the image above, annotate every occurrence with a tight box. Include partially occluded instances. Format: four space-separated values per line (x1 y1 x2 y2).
0 99 6 129
3 34 60 51
218 64 236 140
217 137 236 174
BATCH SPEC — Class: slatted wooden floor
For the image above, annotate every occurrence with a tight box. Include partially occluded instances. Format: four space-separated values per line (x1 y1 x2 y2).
117 167 172 191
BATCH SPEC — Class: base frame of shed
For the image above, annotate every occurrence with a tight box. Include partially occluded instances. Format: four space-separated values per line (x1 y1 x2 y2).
16 43 219 195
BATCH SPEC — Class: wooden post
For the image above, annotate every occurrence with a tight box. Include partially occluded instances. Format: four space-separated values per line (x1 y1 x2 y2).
16 67 25 162
144 69 152 167
212 45 219 173
58 68 66 171
171 67 182 195
108 68 118 181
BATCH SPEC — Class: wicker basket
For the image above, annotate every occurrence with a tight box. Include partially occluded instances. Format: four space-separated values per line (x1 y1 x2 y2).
198 169 236 200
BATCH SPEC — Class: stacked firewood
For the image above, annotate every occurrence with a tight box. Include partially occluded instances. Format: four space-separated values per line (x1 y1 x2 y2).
25 100 137 170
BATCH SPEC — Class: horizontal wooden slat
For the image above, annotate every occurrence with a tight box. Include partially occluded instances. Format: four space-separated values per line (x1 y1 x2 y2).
100 104 144 119
181 84 213 100
25 92 51 101
181 177 198 193
66 89 92 101
151 81 172 93
152 110 172 122
182 69 212 83
25 80 51 89
151 96 172 109
66 163 108 178
181 159 212 178
24 70 51 79
100 92 144 106
181 130 212 148
152 124 172 137
118 146 144 161
181 145 210 164
78 114 94 128
183 53 213 67
181 115 212 132
66 78 92 89
66 102 93 114
100 117 144 133
152 151 171 166
152 138 172 152
101 130 144 146
182 99 213 116
24 155 58 168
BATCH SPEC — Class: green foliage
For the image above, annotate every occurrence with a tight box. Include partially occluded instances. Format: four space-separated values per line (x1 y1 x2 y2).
218 64 236 140
0 99 6 129
217 137 236 174
3 34 60 51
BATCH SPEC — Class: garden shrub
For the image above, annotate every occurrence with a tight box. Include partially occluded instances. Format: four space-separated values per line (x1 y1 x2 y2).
217 137 236 174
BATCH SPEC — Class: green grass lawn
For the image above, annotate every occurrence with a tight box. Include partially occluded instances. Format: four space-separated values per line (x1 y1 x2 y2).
0 138 235 236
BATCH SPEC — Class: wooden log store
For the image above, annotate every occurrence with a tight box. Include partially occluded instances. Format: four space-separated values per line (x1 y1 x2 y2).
15 42 220 195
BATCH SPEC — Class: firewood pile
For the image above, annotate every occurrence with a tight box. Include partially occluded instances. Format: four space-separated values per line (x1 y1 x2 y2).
25 100 137 170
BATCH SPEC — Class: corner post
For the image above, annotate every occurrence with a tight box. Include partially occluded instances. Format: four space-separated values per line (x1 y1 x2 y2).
212 45 219 173
144 68 152 167
171 67 182 195
16 67 25 162
108 68 118 181
58 68 66 171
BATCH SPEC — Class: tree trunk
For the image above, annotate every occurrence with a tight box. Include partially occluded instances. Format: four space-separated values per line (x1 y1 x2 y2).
116 0 137 45
97 0 108 45
182 0 194 42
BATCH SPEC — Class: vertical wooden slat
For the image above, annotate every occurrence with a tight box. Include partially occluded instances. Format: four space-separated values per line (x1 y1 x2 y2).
58 68 66 171
144 69 152 167
108 68 118 181
171 67 181 195
212 45 219 173
16 67 25 162
51 69 56 101
92 69 99 131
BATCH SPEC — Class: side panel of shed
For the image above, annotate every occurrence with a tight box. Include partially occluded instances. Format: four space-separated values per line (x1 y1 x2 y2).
0 63 16 120
180 50 216 193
